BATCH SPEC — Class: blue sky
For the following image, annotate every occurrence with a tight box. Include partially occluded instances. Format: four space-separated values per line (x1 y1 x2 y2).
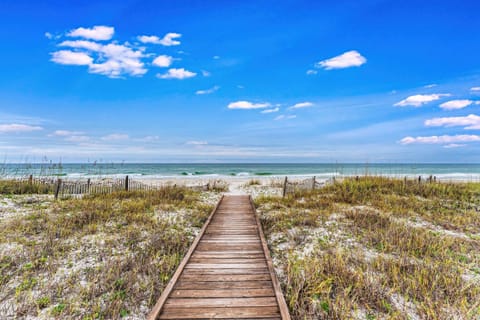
1 0 480 163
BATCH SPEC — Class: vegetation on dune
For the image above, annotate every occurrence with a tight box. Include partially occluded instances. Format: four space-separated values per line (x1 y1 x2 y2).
0 179 55 195
256 177 480 319
0 185 219 319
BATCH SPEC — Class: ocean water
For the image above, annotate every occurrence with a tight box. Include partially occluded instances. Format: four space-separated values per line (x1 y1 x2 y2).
1 163 479 181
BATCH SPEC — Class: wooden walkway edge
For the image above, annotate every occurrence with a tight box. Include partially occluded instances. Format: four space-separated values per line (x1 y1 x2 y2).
148 195 291 320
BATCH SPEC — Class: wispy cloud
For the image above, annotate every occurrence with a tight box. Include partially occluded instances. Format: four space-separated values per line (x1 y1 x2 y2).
186 140 208 145
157 68 196 79
196 85 219 95
289 102 314 109
425 114 480 130
424 84 437 88
228 101 271 110
152 55 173 67
51 50 93 65
400 134 480 145
51 130 84 137
201 70 211 77
471 87 480 92
315 50 366 70
439 99 474 110
64 135 90 142
444 143 466 148
101 133 129 141
0 124 43 133
261 107 279 114
67 25 114 41
137 33 181 46
306 69 318 75
394 93 451 107
274 115 297 121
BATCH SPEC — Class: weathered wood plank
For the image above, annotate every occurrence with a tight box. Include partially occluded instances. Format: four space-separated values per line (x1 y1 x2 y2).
176 280 273 290
171 288 275 298
165 297 277 308
159 306 280 319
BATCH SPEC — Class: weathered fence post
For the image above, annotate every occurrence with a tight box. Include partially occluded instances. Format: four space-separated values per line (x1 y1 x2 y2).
28 175 33 185
312 176 316 190
428 175 433 183
125 175 129 191
54 178 62 200
87 178 91 193
282 176 288 198
418 176 421 183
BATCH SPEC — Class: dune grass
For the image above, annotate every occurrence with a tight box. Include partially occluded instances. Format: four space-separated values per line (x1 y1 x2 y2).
255 176 480 319
0 185 219 319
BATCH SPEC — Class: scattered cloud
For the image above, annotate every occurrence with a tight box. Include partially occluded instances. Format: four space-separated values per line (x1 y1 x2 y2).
45 32 53 39
400 134 480 145
306 69 318 75
201 70 211 77
237 85 244 89
186 140 208 145
138 33 182 46
471 87 480 92
289 102 314 109
425 114 480 130
439 99 474 110
274 115 297 121
139 135 160 142
394 94 451 107
157 68 196 79
213 55 220 59
55 40 147 77
101 133 129 141
196 86 219 95
0 124 43 133
67 25 114 41
152 55 173 67
51 50 93 65
261 107 279 114
315 50 366 70
228 101 271 110
424 84 437 88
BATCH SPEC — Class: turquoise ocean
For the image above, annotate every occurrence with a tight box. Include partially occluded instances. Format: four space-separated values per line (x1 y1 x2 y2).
1 163 480 181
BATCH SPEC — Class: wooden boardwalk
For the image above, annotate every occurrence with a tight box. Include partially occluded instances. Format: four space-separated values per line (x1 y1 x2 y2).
148 195 290 320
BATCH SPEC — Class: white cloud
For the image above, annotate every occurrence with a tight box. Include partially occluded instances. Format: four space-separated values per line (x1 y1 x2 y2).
88 43 147 77
213 55 220 60
152 55 173 67
400 134 480 145
315 50 366 70
424 84 437 88
196 86 219 95
274 115 297 121
227 101 271 110
59 40 102 51
55 41 147 77
289 102 314 109
444 144 466 148
201 70 211 77
51 50 93 65
67 26 114 41
140 135 160 142
0 124 43 133
138 33 181 46
101 133 129 141
394 94 451 107
306 69 318 75
186 140 208 145
425 114 480 130
45 32 53 39
237 85 244 89
439 99 474 110
261 107 280 114
471 87 480 92
157 68 196 79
